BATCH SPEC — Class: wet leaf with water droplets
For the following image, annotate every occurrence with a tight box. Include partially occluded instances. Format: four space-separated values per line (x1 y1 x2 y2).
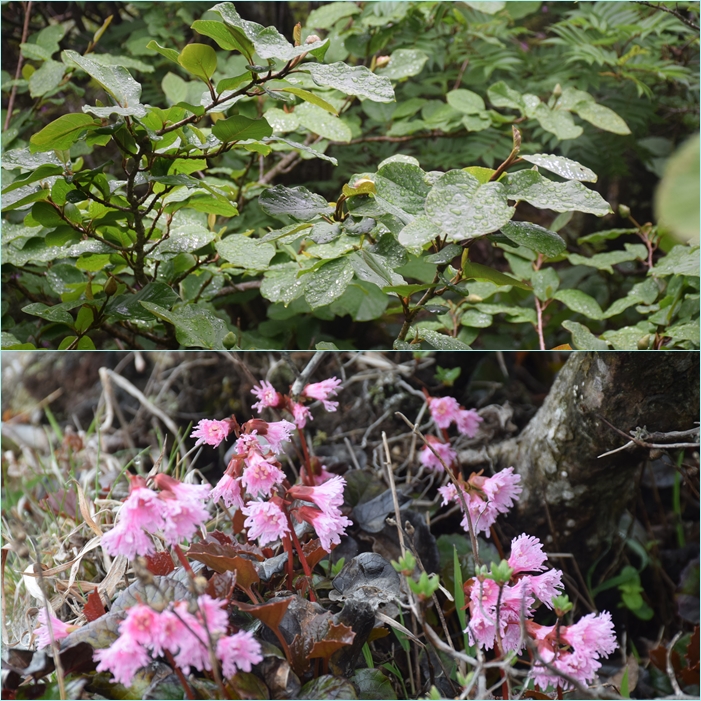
141 302 229 348
304 257 354 309
520 154 597 183
304 62 394 103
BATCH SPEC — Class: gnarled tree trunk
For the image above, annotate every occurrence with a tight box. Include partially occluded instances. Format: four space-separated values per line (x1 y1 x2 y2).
490 352 698 571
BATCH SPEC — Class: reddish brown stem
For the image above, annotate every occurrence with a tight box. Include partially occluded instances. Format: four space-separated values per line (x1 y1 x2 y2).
165 650 196 700
287 519 317 603
297 430 314 484
173 544 195 576
4 1 32 132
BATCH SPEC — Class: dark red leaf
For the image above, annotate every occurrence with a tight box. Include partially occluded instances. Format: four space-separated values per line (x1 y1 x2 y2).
302 538 330 570
186 542 260 590
83 591 106 622
308 620 355 660
206 571 236 600
144 551 175 576
234 598 292 636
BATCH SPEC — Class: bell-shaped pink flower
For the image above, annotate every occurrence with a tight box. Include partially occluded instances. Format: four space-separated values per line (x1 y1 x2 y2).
217 630 263 678
251 380 282 413
242 500 291 546
190 418 232 447
302 377 342 411
262 420 296 453
419 435 457 472
287 475 346 516
241 451 286 497
94 634 150 687
34 609 74 649
456 408 482 437
210 474 245 510
428 396 461 429
101 520 156 559
508 534 548 574
291 401 312 429
294 505 352 552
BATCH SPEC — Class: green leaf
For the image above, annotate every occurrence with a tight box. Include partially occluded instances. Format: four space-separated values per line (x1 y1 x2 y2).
1 332 36 350
377 49 429 80
295 103 352 142
304 257 354 308
331 280 389 322
259 185 331 221
213 2 327 61
216 235 276 270
191 20 254 58
267 135 339 165
531 267 560 301
501 221 566 258
562 321 610 350
352 669 397 700
177 43 217 83
29 113 100 153
553 289 604 319
420 329 472 350
459 309 493 327
22 302 75 325
572 100 631 135
383 283 436 296
62 50 143 109
505 170 611 216
529 102 583 140
465 1 506 14
487 81 525 112
146 40 181 65
425 170 515 241
260 263 307 304
76 336 97 350
308 1 361 29
568 247 643 274
212 115 272 142
654 135 699 244
651 245 699 277
426 243 463 264
446 89 485 115
28 59 65 98
463 260 530 290
161 71 190 105
305 62 395 103
276 87 338 115
375 162 430 216
520 154 597 183
2 164 63 194
141 302 228 348
76 253 112 271
74 305 94 333
106 283 179 322
151 224 216 260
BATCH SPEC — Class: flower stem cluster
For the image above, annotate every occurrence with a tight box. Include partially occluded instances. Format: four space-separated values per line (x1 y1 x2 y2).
94 595 262 686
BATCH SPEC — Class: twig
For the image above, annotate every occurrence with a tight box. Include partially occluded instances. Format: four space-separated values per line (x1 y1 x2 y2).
4 1 32 132
666 631 684 697
635 1 700 30
289 350 328 397
99 368 189 463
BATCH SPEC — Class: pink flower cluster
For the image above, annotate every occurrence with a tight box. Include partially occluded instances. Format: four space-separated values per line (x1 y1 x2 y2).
438 467 522 536
527 611 618 690
101 474 211 559
249 377 342 429
94 595 262 686
419 435 458 472
428 396 483 436
288 475 353 552
467 535 564 652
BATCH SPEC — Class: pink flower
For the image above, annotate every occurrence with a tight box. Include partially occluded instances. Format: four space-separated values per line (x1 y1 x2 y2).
154 475 211 545
217 630 263 677
94 634 150 686
120 604 161 648
171 602 211 674
456 409 482 437
262 420 296 453
241 452 286 497
242 500 290 546
210 474 245 510
196 594 229 635
235 433 260 454
287 475 346 516
291 401 312 429
34 609 73 649
419 435 457 472
519 568 563 609
251 381 281 413
561 611 617 658
121 485 165 533
477 467 522 516
302 377 342 411
428 396 461 429
149 608 184 657
294 505 352 552
312 465 335 485
154 474 212 509
191 419 232 447
508 534 547 574
438 483 457 506
102 521 155 559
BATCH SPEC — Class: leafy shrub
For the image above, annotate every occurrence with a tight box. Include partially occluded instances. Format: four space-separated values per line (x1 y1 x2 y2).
2 1 698 349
